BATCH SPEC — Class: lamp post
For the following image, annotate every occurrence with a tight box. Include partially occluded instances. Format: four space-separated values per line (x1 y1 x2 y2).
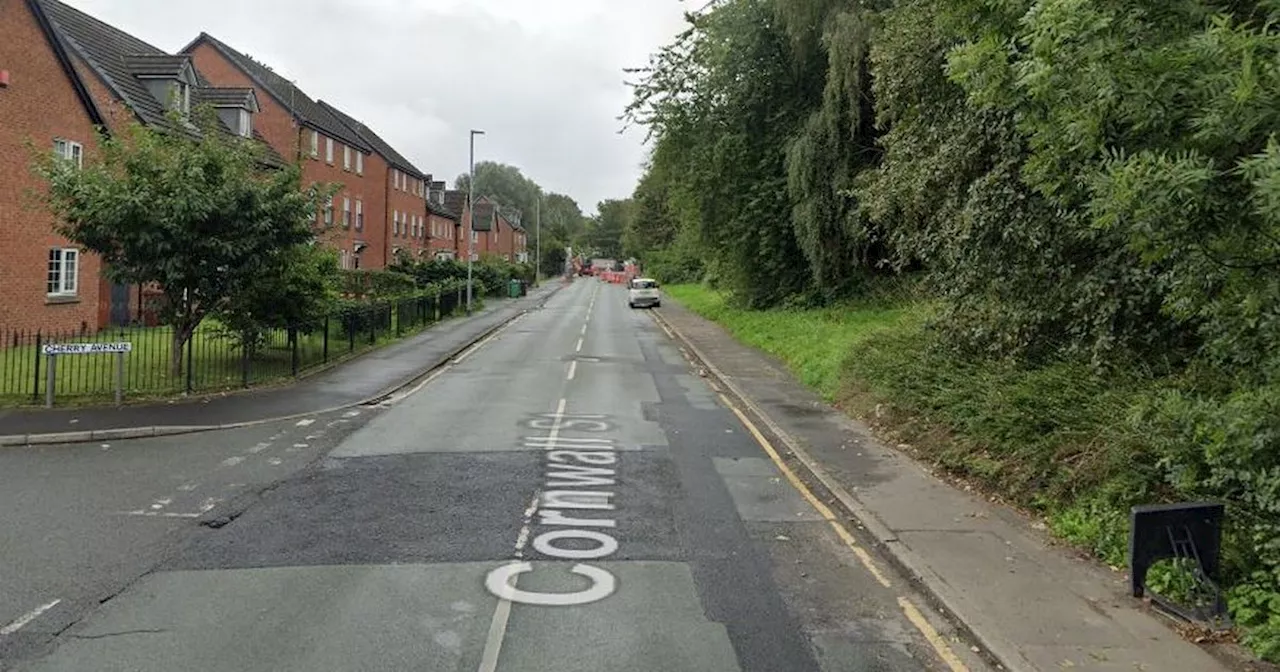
466 129 485 313
535 195 541 287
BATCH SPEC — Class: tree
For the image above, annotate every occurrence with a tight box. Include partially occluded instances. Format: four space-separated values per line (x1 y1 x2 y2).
214 243 340 349
456 162 588 275
589 199 633 259
38 109 330 378
624 0 814 306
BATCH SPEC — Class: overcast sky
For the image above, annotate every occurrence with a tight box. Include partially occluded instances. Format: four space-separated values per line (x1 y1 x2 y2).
63 0 688 214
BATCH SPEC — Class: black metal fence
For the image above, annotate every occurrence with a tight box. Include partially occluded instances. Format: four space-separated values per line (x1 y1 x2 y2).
1 287 468 404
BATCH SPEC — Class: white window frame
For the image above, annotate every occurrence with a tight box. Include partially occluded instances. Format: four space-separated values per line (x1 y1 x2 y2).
393 210 400 237
355 199 364 230
325 137 334 163
342 197 351 227
310 130 319 157
237 109 252 138
53 139 83 168
356 152 363 175
324 196 334 226
47 247 79 296
343 145 351 171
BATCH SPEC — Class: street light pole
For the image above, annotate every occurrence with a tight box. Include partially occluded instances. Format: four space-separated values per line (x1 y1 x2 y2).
466 129 484 313
535 195 541 286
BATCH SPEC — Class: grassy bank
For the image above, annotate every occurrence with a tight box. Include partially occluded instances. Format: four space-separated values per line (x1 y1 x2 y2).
666 283 1280 661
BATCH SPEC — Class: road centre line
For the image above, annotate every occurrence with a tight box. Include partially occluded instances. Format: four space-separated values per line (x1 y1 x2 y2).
576 338 584 353
567 360 578 381
478 399 566 672
0 599 62 636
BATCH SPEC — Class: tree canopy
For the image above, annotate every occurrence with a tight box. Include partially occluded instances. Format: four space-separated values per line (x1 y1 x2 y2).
626 0 1280 655
38 109 331 374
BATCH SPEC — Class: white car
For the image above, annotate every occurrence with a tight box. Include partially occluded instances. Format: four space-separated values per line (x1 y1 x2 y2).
628 278 661 309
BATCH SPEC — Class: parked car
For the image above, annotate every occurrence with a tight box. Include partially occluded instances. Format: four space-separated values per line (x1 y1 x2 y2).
628 278 661 309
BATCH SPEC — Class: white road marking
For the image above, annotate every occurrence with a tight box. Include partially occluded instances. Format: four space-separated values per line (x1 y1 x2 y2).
567 360 578 381
478 400 566 672
221 456 245 468
120 511 201 519
295 418 316 427
575 338 584 353
0 600 61 636
268 458 283 466
455 315 524 366
581 324 587 336
249 442 271 454
513 494 541 559
177 483 198 492
343 410 361 418
292 443 309 449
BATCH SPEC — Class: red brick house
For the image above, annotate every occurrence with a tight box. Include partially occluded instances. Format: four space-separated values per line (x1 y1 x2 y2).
426 182 460 260
444 190 479 261
183 33 390 270
317 101 432 266
1 0 275 334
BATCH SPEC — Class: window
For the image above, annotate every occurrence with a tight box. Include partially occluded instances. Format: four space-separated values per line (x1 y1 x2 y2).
356 152 363 175
343 145 351 171
342 197 351 227
472 231 478 244
47 248 78 296
178 82 190 115
355 200 364 230
310 131 319 157
53 139 83 168
237 109 252 138
324 196 333 226
325 138 334 163
393 210 400 237
393 170 400 190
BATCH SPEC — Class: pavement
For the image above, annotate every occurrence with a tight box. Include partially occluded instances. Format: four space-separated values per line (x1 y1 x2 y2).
4 278 982 672
0 283 564 445
651 299 1241 672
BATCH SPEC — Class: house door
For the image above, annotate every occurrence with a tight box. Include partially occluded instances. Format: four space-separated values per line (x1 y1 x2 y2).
109 283 131 326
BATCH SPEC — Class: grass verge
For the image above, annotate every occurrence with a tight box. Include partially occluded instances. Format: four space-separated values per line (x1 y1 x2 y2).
666 282 1280 663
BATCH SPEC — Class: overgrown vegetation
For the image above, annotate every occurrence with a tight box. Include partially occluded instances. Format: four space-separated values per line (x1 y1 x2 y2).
628 1 1280 658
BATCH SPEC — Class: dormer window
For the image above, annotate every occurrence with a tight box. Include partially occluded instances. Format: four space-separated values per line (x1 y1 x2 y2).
128 55 199 119
201 86 259 140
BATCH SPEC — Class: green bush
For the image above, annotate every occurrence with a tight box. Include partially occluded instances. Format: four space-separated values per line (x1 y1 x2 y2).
340 269 417 299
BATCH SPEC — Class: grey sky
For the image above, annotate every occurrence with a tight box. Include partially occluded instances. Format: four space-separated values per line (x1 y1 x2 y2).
63 0 688 213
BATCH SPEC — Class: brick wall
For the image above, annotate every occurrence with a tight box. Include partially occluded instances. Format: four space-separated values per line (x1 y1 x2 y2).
386 169 427 264
0 1 104 335
187 42 300 162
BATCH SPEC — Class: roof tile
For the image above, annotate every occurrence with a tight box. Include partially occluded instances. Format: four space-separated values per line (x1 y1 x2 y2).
182 33 372 153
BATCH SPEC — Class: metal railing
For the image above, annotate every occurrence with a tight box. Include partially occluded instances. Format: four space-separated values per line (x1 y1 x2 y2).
1 286 468 405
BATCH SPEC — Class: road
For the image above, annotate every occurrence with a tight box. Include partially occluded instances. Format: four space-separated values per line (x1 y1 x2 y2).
2 279 980 672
